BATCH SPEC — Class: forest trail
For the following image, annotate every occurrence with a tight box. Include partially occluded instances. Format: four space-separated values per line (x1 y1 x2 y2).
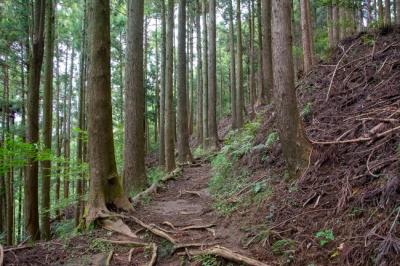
124 159 258 265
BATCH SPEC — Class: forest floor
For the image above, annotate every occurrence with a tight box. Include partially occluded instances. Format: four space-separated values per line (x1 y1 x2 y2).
4 27 400 266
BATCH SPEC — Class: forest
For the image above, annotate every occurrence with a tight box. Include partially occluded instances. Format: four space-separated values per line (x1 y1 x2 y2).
1 0 400 265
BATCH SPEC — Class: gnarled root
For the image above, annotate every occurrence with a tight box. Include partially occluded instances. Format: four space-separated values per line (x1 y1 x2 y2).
179 245 269 266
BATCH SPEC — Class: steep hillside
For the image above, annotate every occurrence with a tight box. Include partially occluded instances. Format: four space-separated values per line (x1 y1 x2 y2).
223 27 400 265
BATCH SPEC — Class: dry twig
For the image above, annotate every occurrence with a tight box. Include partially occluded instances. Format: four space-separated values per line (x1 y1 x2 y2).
148 243 158 266
105 250 113 266
0 244 3 266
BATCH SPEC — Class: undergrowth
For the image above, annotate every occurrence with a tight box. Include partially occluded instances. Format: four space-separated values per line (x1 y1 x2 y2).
209 118 272 216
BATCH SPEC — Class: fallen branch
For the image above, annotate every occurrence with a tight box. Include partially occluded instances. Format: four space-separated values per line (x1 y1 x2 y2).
326 43 357 101
180 190 202 197
0 244 3 266
179 245 269 266
148 243 158 266
311 125 400 145
128 248 136 263
128 215 177 244
132 167 182 205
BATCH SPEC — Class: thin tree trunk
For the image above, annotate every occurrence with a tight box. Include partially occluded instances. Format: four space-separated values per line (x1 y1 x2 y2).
228 0 237 128
236 0 244 128
124 0 147 194
271 0 311 179
397 0 400 24
378 0 384 26
159 0 166 166
202 0 209 148
25 0 45 241
41 0 54 240
196 0 203 144
332 0 339 44
384 0 391 25
55 44 61 220
260 0 272 105
208 0 218 149
165 0 176 172
300 0 312 73
327 4 334 49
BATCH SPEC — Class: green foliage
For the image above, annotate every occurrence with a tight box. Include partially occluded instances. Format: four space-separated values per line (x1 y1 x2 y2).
222 121 260 159
194 254 220 266
301 103 313 118
315 229 335 246
147 167 166 184
89 239 113 253
54 220 77 240
272 239 296 255
361 34 375 46
265 132 279 148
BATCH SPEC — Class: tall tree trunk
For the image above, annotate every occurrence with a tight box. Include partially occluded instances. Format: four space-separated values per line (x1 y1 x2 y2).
208 0 218 149
155 18 160 144
41 0 54 240
159 0 166 166
177 0 193 162
260 0 272 105
332 0 339 44
300 0 312 73
25 0 45 241
202 0 209 148
397 0 400 24
124 0 147 194
55 44 61 219
196 0 203 144
236 0 244 128
248 0 256 117
228 0 237 128
271 0 311 179
327 4 334 49
378 0 384 26
75 0 87 227
86 0 132 223
165 0 176 172
384 0 391 25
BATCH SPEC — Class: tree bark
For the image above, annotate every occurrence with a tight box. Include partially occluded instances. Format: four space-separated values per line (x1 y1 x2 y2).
327 4 334 49
159 0 166 166
176 0 193 162
165 0 176 172
300 0 312 73
332 0 339 45
86 0 131 223
384 0 391 25
378 0 384 26
41 0 54 240
260 0 272 105
25 0 45 241
271 0 312 179
124 0 147 194
236 0 244 128
202 0 209 148
207 0 218 149
196 0 203 144
228 0 237 128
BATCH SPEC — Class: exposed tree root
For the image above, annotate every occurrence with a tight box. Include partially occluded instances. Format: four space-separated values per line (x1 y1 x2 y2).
148 243 158 266
95 238 148 247
128 215 177 244
102 218 138 239
179 245 269 266
179 224 216 231
0 244 3 266
105 250 113 266
131 167 183 205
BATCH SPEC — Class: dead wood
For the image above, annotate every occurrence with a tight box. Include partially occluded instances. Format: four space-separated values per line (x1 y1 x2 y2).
179 245 269 266
179 224 216 231
128 248 135 262
311 125 400 145
148 243 158 266
131 167 182 205
326 43 357 101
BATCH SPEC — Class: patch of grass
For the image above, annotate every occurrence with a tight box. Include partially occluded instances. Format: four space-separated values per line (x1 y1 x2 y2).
194 254 220 266
147 167 166 184
89 238 113 253
272 239 296 256
54 219 78 240
265 132 279 148
301 102 312 118
315 229 335 247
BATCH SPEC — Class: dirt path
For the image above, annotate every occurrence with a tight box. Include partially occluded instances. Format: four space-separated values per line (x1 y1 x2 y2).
126 160 254 265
